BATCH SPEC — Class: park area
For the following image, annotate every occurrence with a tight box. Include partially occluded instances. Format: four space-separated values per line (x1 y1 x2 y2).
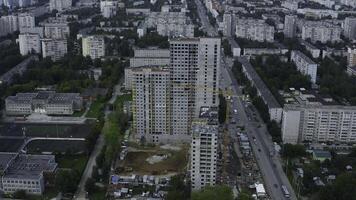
117 143 189 175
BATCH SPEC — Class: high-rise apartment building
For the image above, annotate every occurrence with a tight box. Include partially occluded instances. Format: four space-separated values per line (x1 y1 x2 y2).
284 15 297 38
18 33 41 56
41 39 67 61
127 37 221 144
343 17 356 40
0 15 19 37
190 120 218 190
131 66 171 143
82 35 105 59
49 0 72 11
170 38 220 138
223 11 236 37
235 19 275 42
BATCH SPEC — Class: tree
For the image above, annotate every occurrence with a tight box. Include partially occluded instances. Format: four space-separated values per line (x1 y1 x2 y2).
55 169 80 194
218 94 227 124
191 185 234 200
13 190 27 199
282 144 307 159
85 178 97 195
238 189 254 200
319 173 356 200
166 174 190 200
222 39 232 57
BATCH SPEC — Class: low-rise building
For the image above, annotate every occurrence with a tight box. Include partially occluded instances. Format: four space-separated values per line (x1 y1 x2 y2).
235 19 275 42
5 91 83 115
0 153 57 195
290 50 318 84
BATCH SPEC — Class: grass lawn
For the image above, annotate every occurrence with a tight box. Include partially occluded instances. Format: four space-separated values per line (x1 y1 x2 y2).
86 100 105 118
122 145 188 175
57 154 89 173
90 189 106 200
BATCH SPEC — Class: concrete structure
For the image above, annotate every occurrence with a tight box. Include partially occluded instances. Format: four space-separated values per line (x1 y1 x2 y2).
5 91 83 115
341 0 356 8
190 120 218 190
347 46 356 67
49 0 71 11
0 153 57 195
43 22 70 39
18 33 41 56
170 37 220 137
222 11 236 37
243 48 288 56
235 19 275 42
131 66 171 143
302 21 341 43
0 15 19 37
144 11 194 37
126 47 170 89
284 15 297 38
282 91 356 144
127 38 221 143
18 13 35 31
281 0 299 11
347 66 356 76
82 35 105 59
238 57 282 122
100 0 118 18
41 39 68 61
310 0 335 8
343 17 356 40
299 39 321 58
290 50 318 84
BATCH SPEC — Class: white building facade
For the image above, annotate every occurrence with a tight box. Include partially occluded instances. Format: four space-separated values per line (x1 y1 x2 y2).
235 19 275 42
343 17 356 40
191 121 218 190
19 33 41 56
302 21 341 43
49 0 72 11
100 0 118 18
82 35 105 59
41 39 68 61
290 50 318 84
284 15 297 38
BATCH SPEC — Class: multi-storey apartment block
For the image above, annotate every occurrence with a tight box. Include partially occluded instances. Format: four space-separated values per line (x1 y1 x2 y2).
126 37 221 143
290 50 318 84
191 120 218 190
100 0 118 18
131 66 171 143
284 15 297 38
18 33 41 56
282 91 356 144
235 19 275 42
41 39 68 61
82 35 105 59
301 21 341 43
343 17 356 40
49 0 72 11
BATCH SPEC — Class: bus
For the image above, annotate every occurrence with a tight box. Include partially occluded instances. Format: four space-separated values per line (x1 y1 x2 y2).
281 185 290 198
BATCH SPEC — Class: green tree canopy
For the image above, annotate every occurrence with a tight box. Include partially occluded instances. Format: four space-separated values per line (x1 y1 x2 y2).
191 185 234 200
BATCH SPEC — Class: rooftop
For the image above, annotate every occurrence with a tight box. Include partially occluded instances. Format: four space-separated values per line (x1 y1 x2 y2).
238 57 281 109
291 50 317 65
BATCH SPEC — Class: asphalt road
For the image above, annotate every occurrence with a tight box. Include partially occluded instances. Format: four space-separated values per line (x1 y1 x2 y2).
220 53 297 200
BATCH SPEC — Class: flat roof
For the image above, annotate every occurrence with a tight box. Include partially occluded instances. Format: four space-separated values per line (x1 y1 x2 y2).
291 50 316 65
238 57 281 109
